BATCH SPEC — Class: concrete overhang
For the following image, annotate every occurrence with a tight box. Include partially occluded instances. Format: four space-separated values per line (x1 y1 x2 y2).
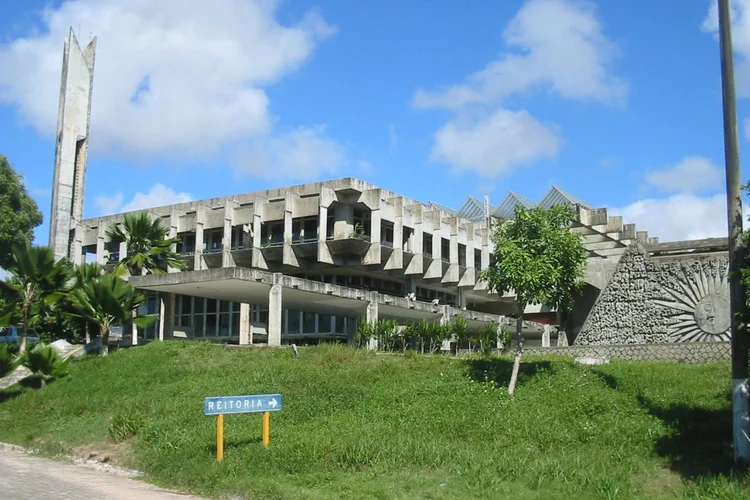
129 268 502 324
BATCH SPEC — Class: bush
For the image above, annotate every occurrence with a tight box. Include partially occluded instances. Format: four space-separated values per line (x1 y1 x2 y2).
20 345 69 383
0 344 20 377
108 410 146 443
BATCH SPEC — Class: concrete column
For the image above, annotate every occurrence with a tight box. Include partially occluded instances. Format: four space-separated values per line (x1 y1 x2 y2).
424 216 442 279
239 303 252 345
194 206 205 271
384 198 403 270
119 240 127 263
131 310 138 346
439 305 452 352
96 225 106 265
282 192 299 267
268 275 283 346
158 293 175 341
222 200 235 268
457 288 468 309
405 205 424 275
73 224 84 265
366 293 378 350
167 210 179 273
334 203 354 239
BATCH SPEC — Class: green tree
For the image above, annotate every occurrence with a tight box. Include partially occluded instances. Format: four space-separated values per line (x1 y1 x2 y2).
0 242 72 351
0 155 43 270
106 212 185 277
480 204 587 395
68 272 156 354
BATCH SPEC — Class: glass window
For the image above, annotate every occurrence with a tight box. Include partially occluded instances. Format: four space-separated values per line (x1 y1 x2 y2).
194 297 204 315
458 244 467 266
318 314 332 333
335 315 345 334
205 314 217 336
219 300 230 313
287 310 300 334
303 312 316 333
181 296 192 316
475 249 482 271
423 234 433 257
219 314 230 336
303 218 318 241
441 238 450 262
207 299 217 314
326 212 335 239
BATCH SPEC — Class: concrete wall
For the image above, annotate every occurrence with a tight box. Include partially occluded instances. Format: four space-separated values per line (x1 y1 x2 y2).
575 244 730 345
524 341 730 363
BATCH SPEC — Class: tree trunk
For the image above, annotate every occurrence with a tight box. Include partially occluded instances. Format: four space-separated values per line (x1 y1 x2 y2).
100 325 110 356
84 322 90 344
19 304 30 353
508 301 525 396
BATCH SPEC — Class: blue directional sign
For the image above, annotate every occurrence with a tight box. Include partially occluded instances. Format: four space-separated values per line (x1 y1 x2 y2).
204 394 282 415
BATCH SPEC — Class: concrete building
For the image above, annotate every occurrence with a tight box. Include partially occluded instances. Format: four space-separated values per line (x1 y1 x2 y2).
68 177 668 348
51 29 732 349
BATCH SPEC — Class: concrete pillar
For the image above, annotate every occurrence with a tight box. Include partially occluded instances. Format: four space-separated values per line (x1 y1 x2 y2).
268 275 282 346
424 216 442 279
440 305 452 352
282 192 299 267
239 303 252 345
96 225 106 265
73 224 84 265
405 205 424 275
222 200 235 268
158 293 175 341
131 310 138 346
119 240 127 264
542 324 551 347
457 288 468 309
366 294 378 350
194 206 205 271
167 210 179 273
334 203 354 239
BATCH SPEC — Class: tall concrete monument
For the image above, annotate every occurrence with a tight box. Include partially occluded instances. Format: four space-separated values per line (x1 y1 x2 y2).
49 28 96 261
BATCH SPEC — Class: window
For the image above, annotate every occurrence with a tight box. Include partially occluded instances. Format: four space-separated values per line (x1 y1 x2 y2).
231 225 246 250
335 315 345 334
326 212 335 239
204 228 223 253
381 221 394 247
303 217 318 242
353 208 371 237
303 311 316 333
458 244 467 267
475 249 482 271
176 232 196 254
403 227 413 252
105 241 120 263
318 314 332 333
193 298 205 336
423 234 433 258
261 221 284 246
441 238 450 262
287 310 301 334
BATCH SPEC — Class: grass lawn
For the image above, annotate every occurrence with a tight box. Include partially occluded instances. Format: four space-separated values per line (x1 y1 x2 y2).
0 342 748 499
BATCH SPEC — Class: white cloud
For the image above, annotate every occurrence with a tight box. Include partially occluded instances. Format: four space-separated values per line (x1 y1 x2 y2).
0 0 342 179
644 156 724 194
431 108 560 176
412 0 626 110
95 184 192 215
611 193 747 242
412 0 624 178
232 125 346 180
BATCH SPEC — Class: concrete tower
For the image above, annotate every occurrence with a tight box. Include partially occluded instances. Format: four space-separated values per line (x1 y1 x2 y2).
49 28 96 262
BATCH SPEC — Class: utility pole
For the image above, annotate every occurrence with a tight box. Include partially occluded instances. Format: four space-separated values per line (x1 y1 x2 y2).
718 0 750 465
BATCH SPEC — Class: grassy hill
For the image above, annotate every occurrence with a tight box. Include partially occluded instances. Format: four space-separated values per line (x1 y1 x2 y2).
0 342 748 499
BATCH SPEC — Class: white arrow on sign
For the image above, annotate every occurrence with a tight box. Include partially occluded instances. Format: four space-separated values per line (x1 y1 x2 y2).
269 398 278 409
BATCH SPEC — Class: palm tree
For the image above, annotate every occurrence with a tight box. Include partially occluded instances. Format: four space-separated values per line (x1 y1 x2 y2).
106 212 184 277
68 273 156 354
70 263 105 343
0 241 72 351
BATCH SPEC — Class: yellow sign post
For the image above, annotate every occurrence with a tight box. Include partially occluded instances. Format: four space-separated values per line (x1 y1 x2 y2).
216 414 224 463
262 411 270 447
204 394 282 463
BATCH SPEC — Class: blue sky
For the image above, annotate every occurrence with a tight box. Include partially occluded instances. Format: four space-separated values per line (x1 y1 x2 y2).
0 0 748 243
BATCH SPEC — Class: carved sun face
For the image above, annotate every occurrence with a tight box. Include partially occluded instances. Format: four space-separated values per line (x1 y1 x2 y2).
653 261 731 342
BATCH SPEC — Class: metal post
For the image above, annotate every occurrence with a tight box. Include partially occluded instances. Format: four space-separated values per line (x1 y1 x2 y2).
216 414 224 463
262 412 271 447
718 0 750 464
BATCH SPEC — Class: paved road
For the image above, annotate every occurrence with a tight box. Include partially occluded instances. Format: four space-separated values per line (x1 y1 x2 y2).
0 449 204 499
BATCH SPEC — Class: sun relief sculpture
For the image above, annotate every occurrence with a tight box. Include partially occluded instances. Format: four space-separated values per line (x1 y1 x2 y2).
654 260 731 342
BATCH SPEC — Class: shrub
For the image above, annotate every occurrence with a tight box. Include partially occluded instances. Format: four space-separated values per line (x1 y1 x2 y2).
108 410 146 443
0 344 20 377
20 345 69 384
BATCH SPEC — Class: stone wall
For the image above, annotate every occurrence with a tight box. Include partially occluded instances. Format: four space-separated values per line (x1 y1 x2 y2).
575 244 730 345
525 341 730 363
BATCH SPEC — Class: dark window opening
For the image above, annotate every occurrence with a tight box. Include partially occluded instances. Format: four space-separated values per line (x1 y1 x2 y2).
381 221 394 247
458 244 467 267
204 228 223 253
423 233 433 258
105 241 120 263
176 232 196 254
230 225 246 250
441 238 450 262
292 216 318 244
353 208 371 238
475 249 482 271
261 220 284 246
403 227 414 252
